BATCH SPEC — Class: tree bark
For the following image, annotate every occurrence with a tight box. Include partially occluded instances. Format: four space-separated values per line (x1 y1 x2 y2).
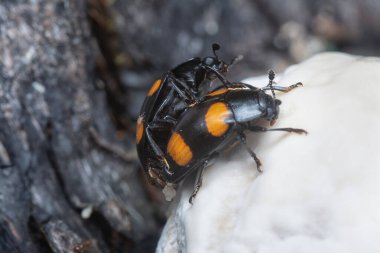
0 1 157 252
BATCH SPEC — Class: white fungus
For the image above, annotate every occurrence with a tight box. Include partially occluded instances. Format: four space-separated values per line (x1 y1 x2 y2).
157 53 380 253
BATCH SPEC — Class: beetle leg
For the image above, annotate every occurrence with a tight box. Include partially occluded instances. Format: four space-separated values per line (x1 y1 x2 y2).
168 76 196 101
188 152 220 204
203 65 232 88
238 133 262 172
148 118 176 128
153 83 191 121
169 75 204 102
145 123 172 172
262 82 303 93
189 159 211 204
248 125 308 135
153 75 197 119
162 115 177 125
147 167 167 188
147 73 176 121
153 88 175 120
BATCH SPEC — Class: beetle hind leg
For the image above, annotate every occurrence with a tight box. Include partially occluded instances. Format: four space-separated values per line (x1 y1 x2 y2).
189 165 206 204
248 125 308 135
189 155 217 204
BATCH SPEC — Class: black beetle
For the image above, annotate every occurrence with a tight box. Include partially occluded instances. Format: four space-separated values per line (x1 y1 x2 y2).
138 69 306 203
137 44 241 127
137 45 242 186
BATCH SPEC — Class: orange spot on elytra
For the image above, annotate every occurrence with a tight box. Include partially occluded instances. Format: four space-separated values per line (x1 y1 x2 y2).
205 102 232 137
207 88 228 97
147 79 161 96
167 132 193 166
136 116 144 144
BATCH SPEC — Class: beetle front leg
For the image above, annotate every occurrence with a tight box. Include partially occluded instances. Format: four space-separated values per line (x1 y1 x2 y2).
248 125 308 135
238 133 262 172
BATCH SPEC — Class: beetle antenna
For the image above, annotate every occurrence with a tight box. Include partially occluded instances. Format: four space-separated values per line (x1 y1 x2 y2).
268 69 276 99
230 54 243 68
212 43 221 60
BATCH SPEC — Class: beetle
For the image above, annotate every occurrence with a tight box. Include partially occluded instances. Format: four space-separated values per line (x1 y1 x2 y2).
139 43 241 126
137 45 242 186
138 70 307 203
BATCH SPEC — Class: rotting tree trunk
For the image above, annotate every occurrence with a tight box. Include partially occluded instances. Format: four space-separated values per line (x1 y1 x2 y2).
0 1 158 252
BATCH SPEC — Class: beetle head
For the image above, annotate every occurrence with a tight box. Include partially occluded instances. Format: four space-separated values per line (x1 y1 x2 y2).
268 99 281 126
201 43 243 80
258 90 281 125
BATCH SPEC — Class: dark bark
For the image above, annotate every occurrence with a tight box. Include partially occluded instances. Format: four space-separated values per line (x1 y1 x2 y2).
0 1 158 252
93 0 380 120
110 0 380 73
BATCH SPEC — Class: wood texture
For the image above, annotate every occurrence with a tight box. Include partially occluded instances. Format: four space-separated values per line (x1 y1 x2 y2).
0 1 157 252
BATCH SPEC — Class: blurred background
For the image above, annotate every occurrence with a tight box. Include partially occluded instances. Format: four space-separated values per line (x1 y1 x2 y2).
88 0 380 119
1 0 380 252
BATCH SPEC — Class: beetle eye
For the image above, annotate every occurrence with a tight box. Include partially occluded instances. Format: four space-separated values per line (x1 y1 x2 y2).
275 99 282 106
203 57 215 65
